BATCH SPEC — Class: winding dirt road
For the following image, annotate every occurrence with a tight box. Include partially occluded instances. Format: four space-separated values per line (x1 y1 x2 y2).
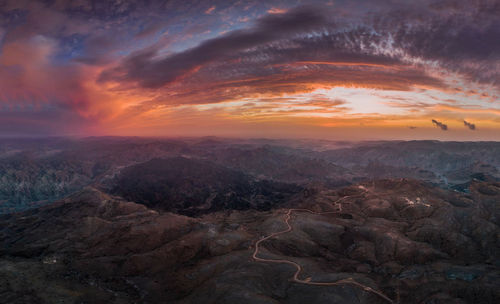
252 193 394 303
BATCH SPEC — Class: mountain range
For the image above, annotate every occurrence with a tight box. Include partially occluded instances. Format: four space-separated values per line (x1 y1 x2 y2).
0 137 499 303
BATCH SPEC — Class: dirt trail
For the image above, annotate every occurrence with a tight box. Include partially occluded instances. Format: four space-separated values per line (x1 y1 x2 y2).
252 192 394 304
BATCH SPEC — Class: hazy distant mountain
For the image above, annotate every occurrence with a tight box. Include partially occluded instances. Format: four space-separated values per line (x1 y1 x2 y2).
0 138 189 213
206 145 353 185
319 141 500 187
1 138 500 214
0 152 100 212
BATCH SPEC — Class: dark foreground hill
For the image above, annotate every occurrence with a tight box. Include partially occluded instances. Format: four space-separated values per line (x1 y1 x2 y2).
108 157 302 216
0 179 498 303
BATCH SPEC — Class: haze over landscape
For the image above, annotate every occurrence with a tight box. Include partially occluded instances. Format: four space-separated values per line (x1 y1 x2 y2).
0 1 499 304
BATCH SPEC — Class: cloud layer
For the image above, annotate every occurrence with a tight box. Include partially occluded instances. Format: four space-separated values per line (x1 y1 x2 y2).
0 0 498 138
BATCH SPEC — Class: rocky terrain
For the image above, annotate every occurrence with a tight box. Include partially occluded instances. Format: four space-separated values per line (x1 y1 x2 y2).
318 141 500 188
0 137 194 213
1 138 499 214
1 178 498 303
108 157 302 216
0 137 499 303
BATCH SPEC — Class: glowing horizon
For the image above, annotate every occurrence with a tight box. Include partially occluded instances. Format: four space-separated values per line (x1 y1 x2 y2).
0 0 499 140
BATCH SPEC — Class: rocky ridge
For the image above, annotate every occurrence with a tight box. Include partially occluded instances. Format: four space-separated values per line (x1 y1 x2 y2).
0 179 498 303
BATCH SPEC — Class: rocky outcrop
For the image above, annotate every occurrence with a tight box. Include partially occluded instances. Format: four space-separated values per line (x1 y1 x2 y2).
1 179 498 303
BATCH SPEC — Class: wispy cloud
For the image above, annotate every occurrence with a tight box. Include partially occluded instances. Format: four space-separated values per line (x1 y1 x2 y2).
205 6 216 14
0 0 498 138
99 6 328 88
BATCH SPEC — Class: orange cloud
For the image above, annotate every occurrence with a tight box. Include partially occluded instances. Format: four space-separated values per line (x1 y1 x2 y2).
205 6 216 14
267 7 287 14
433 105 500 116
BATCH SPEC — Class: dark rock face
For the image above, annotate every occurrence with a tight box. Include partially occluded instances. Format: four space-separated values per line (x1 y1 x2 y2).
0 179 499 304
109 157 302 216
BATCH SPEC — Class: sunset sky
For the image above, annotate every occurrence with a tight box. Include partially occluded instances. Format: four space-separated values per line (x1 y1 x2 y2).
0 0 499 140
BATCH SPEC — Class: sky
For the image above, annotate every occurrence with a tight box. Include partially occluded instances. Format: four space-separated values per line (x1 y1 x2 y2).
0 0 499 140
